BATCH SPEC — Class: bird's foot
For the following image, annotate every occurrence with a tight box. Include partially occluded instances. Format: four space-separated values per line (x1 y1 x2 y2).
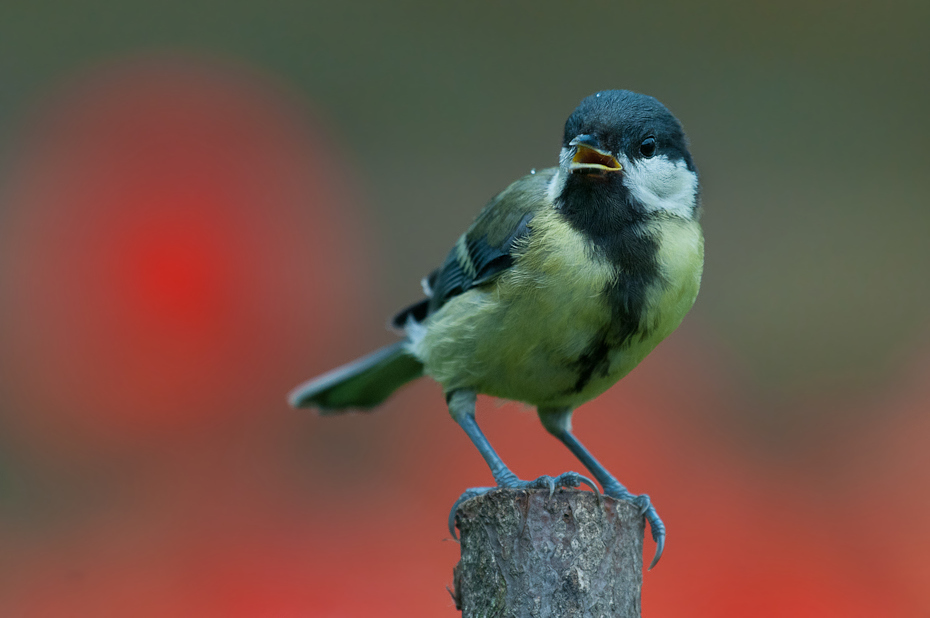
498 470 601 501
603 482 666 569
448 471 599 538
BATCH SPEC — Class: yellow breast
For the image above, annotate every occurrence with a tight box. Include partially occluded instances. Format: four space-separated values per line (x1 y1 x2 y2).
412 211 703 409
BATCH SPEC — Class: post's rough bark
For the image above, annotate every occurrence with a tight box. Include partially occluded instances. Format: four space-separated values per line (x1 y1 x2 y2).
452 488 644 618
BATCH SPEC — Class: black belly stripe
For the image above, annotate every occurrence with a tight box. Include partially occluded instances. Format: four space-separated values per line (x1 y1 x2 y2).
557 173 664 394
602 223 661 345
572 335 612 392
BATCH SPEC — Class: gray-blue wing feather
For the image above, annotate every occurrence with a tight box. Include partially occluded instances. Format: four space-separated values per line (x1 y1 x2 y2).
392 169 554 328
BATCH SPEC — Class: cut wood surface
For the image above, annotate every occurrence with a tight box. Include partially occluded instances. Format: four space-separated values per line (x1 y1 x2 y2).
452 488 644 618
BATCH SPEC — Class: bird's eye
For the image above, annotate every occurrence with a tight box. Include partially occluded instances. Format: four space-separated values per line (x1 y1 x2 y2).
639 137 657 158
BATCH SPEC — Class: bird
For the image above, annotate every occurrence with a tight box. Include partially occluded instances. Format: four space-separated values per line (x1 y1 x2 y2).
289 89 703 569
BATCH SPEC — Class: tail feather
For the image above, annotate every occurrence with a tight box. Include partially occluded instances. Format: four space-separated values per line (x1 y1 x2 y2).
288 341 424 413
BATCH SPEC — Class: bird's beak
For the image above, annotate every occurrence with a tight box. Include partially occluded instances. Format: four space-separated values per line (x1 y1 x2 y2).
569 135 622 174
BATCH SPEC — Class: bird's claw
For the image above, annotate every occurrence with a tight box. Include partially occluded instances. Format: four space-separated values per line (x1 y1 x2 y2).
604 485 666 569
448 471 601 539
536 471 601 505
632 492 652 516
448 486 495 539
642 502 666 570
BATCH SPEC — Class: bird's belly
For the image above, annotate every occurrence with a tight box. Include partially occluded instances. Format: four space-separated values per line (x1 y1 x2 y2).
582 280 699 404
411 214 703 409
414 281 697 408
412 244 618 407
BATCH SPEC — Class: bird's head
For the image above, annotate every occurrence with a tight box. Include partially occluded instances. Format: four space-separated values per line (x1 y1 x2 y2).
556 90 699 221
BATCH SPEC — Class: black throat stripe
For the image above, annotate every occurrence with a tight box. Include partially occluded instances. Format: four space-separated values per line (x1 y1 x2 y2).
557 174 662 393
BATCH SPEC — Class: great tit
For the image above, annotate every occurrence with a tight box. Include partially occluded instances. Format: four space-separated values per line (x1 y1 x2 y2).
289 90 703 569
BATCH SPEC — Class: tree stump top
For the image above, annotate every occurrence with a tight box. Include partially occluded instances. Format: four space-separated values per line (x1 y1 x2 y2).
453 488 645 618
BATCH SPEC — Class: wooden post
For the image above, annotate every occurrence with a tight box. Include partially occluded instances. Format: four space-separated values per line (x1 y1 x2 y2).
451 488 644 618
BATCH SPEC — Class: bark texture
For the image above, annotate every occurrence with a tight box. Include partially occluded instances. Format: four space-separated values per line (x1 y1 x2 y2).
452 488 644 618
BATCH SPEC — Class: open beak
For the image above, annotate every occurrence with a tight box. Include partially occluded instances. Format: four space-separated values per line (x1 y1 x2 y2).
569 135 622 174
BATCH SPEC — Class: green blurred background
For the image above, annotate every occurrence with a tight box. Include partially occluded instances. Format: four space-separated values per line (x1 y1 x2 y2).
4 0 929 402
0 1 928 616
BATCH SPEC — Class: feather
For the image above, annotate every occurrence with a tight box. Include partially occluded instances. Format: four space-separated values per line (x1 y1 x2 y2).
288 341 423 412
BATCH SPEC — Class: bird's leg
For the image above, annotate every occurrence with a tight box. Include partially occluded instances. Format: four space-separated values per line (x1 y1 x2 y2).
448 390 519 486
446 390 598 537
538 407 666 569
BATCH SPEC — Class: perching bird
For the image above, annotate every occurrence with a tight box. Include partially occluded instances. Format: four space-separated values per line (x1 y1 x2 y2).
289 90 703 569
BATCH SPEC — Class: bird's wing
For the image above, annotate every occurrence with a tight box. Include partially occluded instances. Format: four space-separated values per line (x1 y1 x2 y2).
392 168 556 328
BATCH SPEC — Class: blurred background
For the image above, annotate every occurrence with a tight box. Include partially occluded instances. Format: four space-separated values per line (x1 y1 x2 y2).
0 1 927 616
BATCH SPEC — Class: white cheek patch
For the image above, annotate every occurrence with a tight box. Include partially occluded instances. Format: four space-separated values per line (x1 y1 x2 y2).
558 146 574 170
548 157 568 205
622 155 699 218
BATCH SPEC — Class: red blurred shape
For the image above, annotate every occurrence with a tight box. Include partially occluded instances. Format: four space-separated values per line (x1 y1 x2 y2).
120 215 226 329
0 57 368 453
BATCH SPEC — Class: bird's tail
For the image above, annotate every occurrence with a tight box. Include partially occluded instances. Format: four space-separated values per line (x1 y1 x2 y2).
288 341 424 413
